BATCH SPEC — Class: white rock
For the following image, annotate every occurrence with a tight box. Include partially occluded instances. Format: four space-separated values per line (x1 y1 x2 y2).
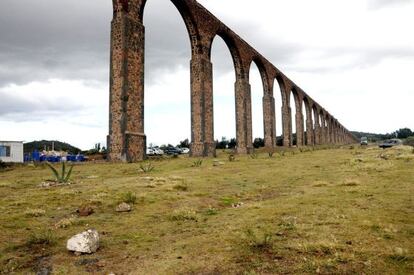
67 229 99 254
116 202 132 212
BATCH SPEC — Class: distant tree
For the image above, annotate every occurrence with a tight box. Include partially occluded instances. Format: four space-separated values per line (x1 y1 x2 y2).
276 136 283 146
253 138 265 148
216 137 229 149
178 139 190 148
395 128 413 139
228 138 237 149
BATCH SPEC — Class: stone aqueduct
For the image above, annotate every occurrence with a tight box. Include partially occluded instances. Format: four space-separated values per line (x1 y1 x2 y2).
108 0 357 162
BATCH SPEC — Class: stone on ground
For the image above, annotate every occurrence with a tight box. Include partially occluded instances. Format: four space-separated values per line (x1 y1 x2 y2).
116 202 132 212
66 229 99 254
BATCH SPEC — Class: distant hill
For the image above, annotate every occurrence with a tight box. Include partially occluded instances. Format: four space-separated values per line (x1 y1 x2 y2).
24 140 81 154
351 131 396 142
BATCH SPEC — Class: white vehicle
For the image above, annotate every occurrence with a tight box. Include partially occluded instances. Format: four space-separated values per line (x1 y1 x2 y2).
147 147 164 156
154 148 164 155
146 148 156 156
181 147 190 154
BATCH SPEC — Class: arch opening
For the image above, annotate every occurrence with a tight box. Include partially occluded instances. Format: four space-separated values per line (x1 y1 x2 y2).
143 0 191 149
249 61 264 148
302 99 308 145
211 35 237 149
274 76 285 146
290 89 300 146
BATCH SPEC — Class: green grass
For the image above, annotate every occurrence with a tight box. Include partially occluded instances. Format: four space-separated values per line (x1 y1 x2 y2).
0 145 413 274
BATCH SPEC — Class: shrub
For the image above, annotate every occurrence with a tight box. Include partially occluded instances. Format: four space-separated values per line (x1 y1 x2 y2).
140 162 154 173
191 159 203 167
26 230 56 247
173 183 188 192
46 162 74 183
120 191 137 204
404 136 414 147
244 229 273 251
24 208 46 217
0 160 7 169
170 208 198 222
205 206 218 216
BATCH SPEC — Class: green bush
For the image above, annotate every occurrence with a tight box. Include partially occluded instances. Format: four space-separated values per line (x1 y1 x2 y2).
46 162 74 183
244 229 273 251
403 136 414 147
0 160 7 170
191 159 203 167
140 162 154 173
120 191 137 204
26 230 56 247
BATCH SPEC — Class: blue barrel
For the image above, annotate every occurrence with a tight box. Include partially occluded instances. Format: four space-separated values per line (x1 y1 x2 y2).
32 150 40 162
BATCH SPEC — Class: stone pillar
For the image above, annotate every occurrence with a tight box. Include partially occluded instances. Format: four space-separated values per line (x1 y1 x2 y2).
282 104 291 147
190 55 216 157
314 118 321 145
295 109 304 147
108 11 146 162
245 84 254 153
235 77 253 154
263 94 276 149
306 108 314 146
320 117 326 144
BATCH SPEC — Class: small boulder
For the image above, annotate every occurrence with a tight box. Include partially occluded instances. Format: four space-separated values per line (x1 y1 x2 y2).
67 229 99 254
77 206 94 217
116 202 132 212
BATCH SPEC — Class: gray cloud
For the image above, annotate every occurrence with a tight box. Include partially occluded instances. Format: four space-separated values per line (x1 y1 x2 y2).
0 89 83 122
1 0 413 112
368 0 413 9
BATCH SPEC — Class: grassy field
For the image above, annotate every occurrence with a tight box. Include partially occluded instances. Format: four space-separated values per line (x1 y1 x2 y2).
0 145 413 274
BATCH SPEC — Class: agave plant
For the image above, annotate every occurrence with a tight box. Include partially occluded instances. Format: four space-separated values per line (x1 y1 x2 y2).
46 162 74 183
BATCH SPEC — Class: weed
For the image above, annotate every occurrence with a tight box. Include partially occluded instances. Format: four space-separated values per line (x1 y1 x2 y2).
170 208 198 222
0 159 10 170
54 217 76 229
278 216 297 231
302 242 336 256
244 228 273 251
24 208 46 217
192 159 203 167
120 191 137 204
46 162 74 183
173 183 189 191
250 153 258 159
221 196 237 206
205 206 218 216
26 230 56 247
140 162 154 173
228 154 236 162
268 151 274 158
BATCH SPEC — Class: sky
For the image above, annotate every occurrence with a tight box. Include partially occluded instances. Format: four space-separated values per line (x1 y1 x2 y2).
0 0 413 150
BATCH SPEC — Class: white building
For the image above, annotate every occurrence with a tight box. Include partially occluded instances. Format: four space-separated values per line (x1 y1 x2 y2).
0 141 24 163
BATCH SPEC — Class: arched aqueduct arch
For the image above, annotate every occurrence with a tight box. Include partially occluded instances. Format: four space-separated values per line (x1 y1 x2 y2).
108 0 357 162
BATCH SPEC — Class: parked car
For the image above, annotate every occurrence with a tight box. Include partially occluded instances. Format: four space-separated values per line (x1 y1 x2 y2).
146 147 164 156
154 147 164 155
146 148 156 156
379 139 402 149
180 147 190 154
360 137 368 146
163 147 182 155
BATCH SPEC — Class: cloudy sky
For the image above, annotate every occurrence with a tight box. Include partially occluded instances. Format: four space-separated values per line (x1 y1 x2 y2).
0 0 413 150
